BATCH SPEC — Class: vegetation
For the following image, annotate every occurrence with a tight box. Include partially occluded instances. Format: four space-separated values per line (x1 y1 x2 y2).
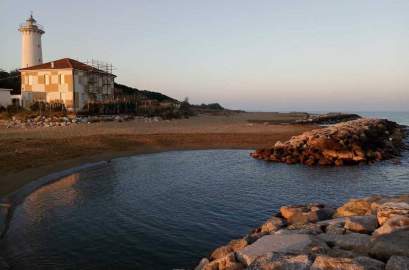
114 83 177 102
0 69 20 94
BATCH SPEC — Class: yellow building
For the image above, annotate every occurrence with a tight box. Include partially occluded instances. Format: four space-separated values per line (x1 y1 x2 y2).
19 58 116 111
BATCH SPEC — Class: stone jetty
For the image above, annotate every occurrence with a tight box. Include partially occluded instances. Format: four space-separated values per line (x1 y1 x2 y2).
195 194 409 270
251 118 405 166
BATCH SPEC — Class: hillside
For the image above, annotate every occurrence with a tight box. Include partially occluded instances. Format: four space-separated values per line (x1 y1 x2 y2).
114 83 178 102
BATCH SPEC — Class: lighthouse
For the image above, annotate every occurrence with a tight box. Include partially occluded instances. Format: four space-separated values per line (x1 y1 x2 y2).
18 14 45 68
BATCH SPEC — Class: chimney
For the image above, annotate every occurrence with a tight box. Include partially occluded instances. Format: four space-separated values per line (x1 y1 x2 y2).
51 61 54 68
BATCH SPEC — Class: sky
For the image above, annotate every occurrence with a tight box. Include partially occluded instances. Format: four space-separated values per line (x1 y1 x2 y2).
0 0 408 112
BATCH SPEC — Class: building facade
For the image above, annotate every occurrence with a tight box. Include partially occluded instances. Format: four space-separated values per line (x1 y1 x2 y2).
19 58 116 111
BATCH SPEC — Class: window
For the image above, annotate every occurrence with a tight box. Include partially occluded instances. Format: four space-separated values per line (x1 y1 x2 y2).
28 75 34 85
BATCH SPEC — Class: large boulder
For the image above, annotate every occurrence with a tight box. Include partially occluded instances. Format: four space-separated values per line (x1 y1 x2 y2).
311 255 385 270
373 215 409 237
236 234 327 266
247 253 312 270
318 233 371 254
385 256 409 270
335 199 372 217
202 253 244 270
344 215 379 234
280 205 307 220
280 204 335 225
377 202 409 225
276 223 323 235
210 239 248 260
369 230 409 260
253 217 286 234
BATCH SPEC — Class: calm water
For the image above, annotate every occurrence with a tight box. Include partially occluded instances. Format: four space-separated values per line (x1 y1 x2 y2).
1 148 409 270
1 111 408 270
358 111 409 126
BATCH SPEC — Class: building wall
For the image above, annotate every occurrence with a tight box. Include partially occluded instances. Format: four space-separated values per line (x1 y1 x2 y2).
21 69 115 112
73 70 115 111
0 89 12 107
21 30 43 68
21 69 74 110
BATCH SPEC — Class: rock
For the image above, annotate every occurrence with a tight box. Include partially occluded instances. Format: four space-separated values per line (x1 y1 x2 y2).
195 258 210 270
211 246 233 260
251 118 404 166
311 255 384 270
335 199 372 217
276 223 323 235
308 208 336 223
203 253 244 270
236 234 327 266
326 223 346 235
344 215 379 234
254 217 286 234
377 202 409 225
0 204 10 236
319 218 348 235
385 256 409 270
326 248 357 258
247 253 312 270
280 204 335 225
369 230 409 260
373 215 409 237
228 239 248 251
210 239 248 260
318 233 370 253
0 257 10 270
280 205 307 220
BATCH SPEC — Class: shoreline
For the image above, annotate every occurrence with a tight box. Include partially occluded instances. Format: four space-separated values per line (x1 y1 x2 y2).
195 194 409 270
0 113 316 197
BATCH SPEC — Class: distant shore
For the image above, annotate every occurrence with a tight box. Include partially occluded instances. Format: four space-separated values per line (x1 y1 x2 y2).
0 112 315 197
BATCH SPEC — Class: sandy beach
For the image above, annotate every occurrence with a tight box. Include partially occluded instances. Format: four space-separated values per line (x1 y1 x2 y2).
0 112 315 196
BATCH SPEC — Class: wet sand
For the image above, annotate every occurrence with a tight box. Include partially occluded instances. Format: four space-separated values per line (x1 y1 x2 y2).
0 112 315 196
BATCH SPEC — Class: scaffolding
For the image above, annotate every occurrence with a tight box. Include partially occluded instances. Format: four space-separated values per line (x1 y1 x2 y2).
81 59 115 102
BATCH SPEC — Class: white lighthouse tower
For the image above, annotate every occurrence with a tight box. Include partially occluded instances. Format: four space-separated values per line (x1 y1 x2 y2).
18 14 45 68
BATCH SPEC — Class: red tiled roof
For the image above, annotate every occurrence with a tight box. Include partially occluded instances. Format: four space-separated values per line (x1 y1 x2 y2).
19 58 115 76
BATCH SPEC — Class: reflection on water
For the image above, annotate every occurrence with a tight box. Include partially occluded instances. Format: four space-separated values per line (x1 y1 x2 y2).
1 150 409 270
24 174 80 218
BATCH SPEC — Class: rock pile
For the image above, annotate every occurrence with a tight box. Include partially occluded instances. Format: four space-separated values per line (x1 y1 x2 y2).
295 113 361 125
251 118 405 166
1 115 163 129
195 194 409 270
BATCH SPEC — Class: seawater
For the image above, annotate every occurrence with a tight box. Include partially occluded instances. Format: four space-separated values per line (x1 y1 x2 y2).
1 148 409 270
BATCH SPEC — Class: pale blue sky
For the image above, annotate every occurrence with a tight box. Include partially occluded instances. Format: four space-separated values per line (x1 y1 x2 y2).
1 0 408 111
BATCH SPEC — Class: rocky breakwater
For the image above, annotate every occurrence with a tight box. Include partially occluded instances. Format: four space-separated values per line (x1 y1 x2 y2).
195 194 409 270
250 118 406 166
